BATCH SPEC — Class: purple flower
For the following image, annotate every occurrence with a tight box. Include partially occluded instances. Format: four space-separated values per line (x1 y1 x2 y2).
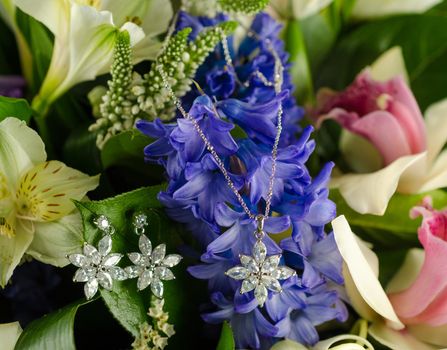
0 75 26 98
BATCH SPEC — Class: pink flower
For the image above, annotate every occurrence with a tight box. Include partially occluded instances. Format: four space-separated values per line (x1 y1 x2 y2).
388 197 447 326
317 70 426 166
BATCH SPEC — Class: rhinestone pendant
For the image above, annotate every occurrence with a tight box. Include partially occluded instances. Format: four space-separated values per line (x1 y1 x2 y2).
125 233 182 298
225 240 296 307
68 235 127 300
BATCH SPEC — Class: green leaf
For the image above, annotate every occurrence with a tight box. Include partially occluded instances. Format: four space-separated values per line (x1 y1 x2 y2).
317 14 447 110
100 129 152 169
15 299 92 350
0 96 32 122
331 188 447 244
216 322 235 350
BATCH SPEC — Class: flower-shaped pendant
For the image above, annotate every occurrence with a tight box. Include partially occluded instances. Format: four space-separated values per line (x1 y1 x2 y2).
225 240 296 307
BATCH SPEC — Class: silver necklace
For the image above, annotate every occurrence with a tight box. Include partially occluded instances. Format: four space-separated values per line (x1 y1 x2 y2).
157 27 295 307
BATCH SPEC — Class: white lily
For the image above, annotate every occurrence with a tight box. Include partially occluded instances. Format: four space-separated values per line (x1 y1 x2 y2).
329 47 447 215
332 215 447 349
271 334 374 350
0 322 22 350
351 0 442 19
269 0 334 20
14 0 149 115
0 117 99 286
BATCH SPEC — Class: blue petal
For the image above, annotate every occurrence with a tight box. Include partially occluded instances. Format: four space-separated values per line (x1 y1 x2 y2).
305 198 336 226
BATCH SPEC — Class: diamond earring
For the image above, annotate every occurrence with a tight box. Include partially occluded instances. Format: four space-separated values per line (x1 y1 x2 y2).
124 212 182 298
68 215 127 300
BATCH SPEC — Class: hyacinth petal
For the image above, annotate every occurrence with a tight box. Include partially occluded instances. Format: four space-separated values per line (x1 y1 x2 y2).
332 216 404 329
349 110 412 165
424 98 447 166
369 322 436 350
331 153 424 215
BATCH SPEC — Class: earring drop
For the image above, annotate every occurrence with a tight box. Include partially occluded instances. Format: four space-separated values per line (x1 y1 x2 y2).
124 212 182 298
68 215 127 300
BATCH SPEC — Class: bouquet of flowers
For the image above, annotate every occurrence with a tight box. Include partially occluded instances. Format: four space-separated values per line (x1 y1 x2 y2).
1 0 447 349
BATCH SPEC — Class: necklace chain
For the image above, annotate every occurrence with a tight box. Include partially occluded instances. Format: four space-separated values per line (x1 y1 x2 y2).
157 26 284 223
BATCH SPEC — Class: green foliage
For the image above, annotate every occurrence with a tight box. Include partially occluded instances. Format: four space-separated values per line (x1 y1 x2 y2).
0 96 32 122
218 0 269 14
217 322 235 350
317 14 447 110
15 299 92 350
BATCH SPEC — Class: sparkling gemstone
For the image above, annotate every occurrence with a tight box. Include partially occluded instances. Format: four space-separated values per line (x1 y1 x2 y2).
124 265 143 278
154 266 175 281
240 255 259 273
151 244 166 264
97 271 113 290
137 269 153 290
84 279 99 299
138 234 152 255
253 240 267 263
83 244 101 265
151 278 164 298
108 266 127 281
272 266 295 280
102 253 123 267
225 266 250 280
98 235 112 256
162 254 182 268
128 252 142 265
240 275 257 294
262 255 280 274
262 275 282 293
74 267 95 282
68 253 88 268
94 215 111 231
254 284 268 307
133 213 148 229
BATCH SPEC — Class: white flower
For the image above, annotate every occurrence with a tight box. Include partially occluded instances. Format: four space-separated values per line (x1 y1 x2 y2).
14 0 149 114
269 0 334 19
271 334 374 349
330 47 447 215
0 117 99 286
0 322 22 350
351 0 442 19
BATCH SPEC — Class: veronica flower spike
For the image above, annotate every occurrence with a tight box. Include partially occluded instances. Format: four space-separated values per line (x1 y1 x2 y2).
15 0 146 116
0 117 99 286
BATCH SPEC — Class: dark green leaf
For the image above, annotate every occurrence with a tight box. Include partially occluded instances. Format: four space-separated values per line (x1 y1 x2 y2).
0 96 32 122
15 299 92 350
317 14 447 110
216 322 235 350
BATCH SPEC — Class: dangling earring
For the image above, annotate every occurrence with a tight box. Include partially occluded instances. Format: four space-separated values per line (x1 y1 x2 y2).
68 215 127 300
124 212 182 298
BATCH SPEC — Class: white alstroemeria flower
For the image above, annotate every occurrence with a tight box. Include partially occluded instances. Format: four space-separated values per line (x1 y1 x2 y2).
269 0 334 20
15 0 147 114
325 47 447 215
332 215 447 350
271 334 374 350
351 0 442 19
0 322 22 350
0 117 99 286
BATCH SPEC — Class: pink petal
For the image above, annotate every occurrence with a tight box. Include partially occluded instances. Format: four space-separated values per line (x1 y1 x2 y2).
388 205 447 326
350 110 412 165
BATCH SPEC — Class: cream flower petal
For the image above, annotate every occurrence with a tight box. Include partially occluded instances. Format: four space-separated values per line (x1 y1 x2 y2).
15 160 99 221
0 322 22 350
0 219 34 287
332 216 404 329
386 248 424 294
0 118 46 186
369 322 437 350
313 334 374 350
27 212 83 267
351 0 442 19
331 153 425 215
418 149 447 193
369 46 409 84
408 323 447 348
424 98 447 166
270 339 307 350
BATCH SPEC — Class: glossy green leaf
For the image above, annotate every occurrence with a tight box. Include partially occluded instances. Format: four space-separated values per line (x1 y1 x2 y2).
317 14 447 110
217 322 235 350
331 188 447 241
15 299 92 350
0 96 32 122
